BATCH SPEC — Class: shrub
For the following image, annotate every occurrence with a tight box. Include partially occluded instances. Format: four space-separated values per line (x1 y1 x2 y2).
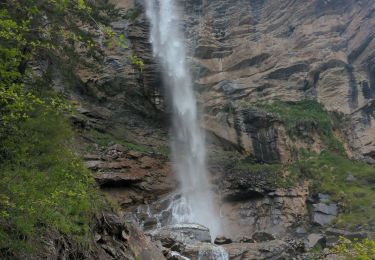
0 106 101 254
331 237 375 260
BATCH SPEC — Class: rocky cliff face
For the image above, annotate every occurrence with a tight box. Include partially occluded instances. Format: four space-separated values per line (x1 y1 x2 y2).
176 0 375 164
66 0 375 259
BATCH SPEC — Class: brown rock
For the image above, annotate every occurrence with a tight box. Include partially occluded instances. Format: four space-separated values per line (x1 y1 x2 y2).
94 172 146 186
214 236 233 245
127 150 142 159
103 161 132 169
85 160 103 170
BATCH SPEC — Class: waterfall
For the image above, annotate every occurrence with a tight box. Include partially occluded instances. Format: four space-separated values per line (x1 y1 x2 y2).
145 0 222 239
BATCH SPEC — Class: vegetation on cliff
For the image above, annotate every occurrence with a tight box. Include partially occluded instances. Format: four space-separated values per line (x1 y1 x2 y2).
296 151 375 229
331 237 375 260
253 100 346 154
223 100 375 230
0 0 123 256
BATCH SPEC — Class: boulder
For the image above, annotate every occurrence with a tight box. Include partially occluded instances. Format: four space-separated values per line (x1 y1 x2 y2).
150 223 212 248
312 203 338 226
305 234 326 250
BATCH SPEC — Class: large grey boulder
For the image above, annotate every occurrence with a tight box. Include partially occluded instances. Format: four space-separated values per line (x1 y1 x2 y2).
312 203 338 226
150 223 212 248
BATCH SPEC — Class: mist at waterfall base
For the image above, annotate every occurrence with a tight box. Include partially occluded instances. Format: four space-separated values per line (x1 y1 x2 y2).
145 0 223 239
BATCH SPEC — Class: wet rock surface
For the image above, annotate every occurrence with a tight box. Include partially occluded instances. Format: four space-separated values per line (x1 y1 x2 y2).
150 224 212 247
147 223 229 260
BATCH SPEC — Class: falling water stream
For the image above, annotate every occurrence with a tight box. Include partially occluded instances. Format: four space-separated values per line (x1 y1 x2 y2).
145 0 223 242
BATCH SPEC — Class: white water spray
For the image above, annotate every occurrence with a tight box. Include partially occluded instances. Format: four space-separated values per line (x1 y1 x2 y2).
145 0 222 239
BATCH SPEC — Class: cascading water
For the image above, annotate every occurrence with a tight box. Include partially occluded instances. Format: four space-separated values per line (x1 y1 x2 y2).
145 0 223 240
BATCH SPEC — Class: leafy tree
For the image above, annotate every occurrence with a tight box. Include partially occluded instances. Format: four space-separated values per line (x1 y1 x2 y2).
0 0 125 255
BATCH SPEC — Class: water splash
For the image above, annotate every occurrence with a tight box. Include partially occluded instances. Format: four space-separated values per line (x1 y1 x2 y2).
198 244 229 260
145 0 222 239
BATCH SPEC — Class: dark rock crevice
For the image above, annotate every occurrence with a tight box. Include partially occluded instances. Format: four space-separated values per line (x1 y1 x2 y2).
267 63 310 80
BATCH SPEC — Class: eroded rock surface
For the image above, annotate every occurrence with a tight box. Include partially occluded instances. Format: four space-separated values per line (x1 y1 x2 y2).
67 1 375 259
174 0 375 163
84 144 175 207
220 180 309 238
223 240 296 260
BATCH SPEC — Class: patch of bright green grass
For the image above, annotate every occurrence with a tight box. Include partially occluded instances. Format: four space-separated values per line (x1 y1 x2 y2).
295 151 375 229
245 100 346 154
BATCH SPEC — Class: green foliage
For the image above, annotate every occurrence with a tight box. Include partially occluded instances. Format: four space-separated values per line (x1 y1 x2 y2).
210 147 375 228
308 244 325 260
0 0 119 255
0 107 101 254
331 237 375 260
251 100 346 154
295 151 375 229
130 55 145 72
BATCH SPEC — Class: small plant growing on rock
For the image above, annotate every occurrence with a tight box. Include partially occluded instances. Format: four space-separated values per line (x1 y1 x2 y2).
330 237 375 260
130 55 145 72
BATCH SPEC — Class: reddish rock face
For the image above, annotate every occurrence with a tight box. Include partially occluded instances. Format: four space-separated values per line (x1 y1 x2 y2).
84 145 176 207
